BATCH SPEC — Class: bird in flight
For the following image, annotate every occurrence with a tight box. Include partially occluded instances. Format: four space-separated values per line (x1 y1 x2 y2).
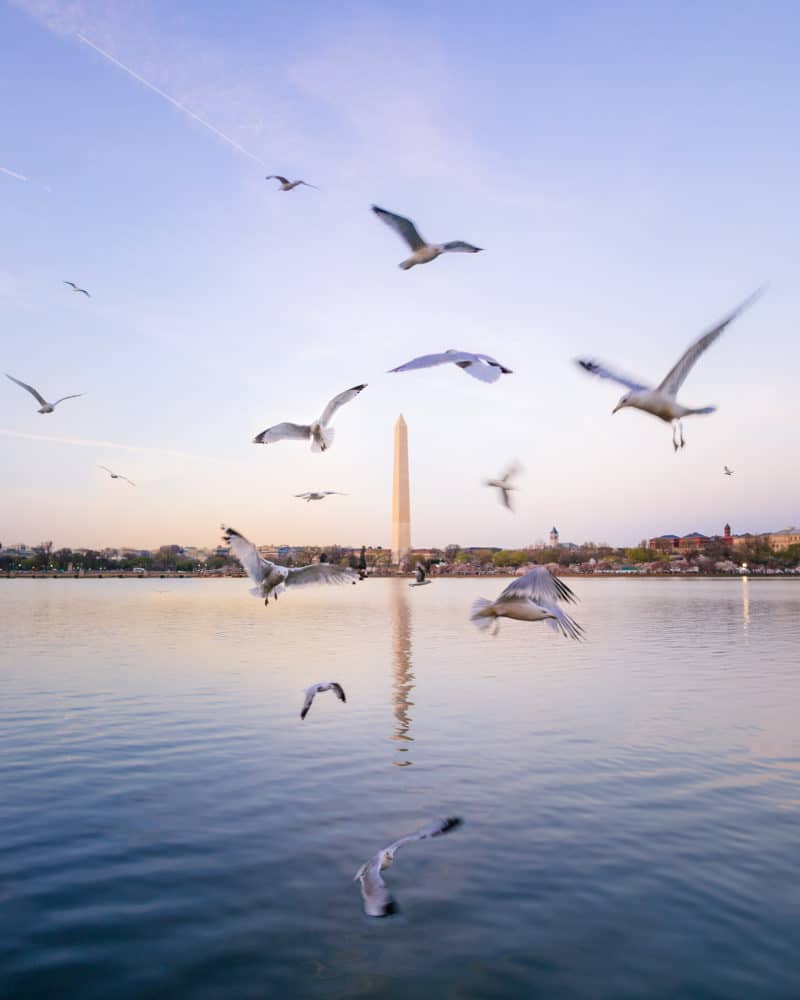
485 461 522 510
253 384 366 452
300 681 346 720
98 465 136 486
409 563 431 587
294 491 347 502
389 350 512 384
222 525 361 605
265 175 318 191
723 466 734 476
371 205 483 270
575 287 765 451
470 566 584 639
5 373 84 414
354 817 462 917
63 281 90 297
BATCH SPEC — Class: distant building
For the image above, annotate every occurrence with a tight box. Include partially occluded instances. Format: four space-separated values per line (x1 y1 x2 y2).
649 531 710 552
768 527 800 551
549 526 559 547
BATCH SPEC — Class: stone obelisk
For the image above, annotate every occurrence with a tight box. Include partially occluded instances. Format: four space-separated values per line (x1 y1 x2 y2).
392 415 411 565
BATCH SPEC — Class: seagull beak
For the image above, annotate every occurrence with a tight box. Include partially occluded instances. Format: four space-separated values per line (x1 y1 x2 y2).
612 402 622 414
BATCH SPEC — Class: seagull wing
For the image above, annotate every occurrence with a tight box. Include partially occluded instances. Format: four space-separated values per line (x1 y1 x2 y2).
501 461 522 484
266 175 289 183
371 206 426 251
656 288 765 397
500 488 513 511
120 476 136 486
5 373 48 406
78 288 90 297
284 563 360 589
575 358 649 392
498 566 578 605
385 816 463 854
457 360 503 383
317 384 367 426
300 686 318 720
389 351 475 374
354 853 395 917
441 240 482 253
298 180 319 189
98 466 114 475
541 603 585 641
64 281 77 289
295 492 313 499
51 393 85 407
329 682 346 703
252 422 311 445
220 524 271 585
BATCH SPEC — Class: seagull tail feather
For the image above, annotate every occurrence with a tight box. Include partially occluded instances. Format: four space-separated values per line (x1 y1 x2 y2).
470 598 495 631
311 426 335 453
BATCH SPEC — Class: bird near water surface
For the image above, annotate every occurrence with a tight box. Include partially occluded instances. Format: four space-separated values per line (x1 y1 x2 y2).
471 566 584 639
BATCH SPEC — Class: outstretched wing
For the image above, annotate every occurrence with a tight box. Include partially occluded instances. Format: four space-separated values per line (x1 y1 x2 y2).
318 384 367 426
52 393 85 406
284 563 360 589
441 240 482 253
387 816 463 854
64 280 77 289
300 687 317 720
294 492 313 499
499 566 578 605
266 175 289 183
5 373 48 406
119 476 136 486
543 604 585 641
457 360 502 383
501 461 522 484
657 288 765 396
575 359 649 392
371 206 426 250
221 524 271 585
253 422 310 444
78 288 90 297
389 351 474 374
329 682 346 703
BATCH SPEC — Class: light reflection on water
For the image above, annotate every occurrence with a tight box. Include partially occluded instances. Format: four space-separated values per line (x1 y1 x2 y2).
1 577 799 999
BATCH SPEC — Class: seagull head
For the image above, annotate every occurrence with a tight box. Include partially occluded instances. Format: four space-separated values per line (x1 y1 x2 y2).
612 393 631 414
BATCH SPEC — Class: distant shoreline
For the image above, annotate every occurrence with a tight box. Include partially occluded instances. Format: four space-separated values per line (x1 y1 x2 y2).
2 572 797 582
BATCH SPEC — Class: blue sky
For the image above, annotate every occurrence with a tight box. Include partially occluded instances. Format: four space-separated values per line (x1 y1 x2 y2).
2 0 798 550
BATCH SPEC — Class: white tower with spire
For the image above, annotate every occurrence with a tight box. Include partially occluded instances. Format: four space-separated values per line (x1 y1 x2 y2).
549 526 559 548
392 415 411 565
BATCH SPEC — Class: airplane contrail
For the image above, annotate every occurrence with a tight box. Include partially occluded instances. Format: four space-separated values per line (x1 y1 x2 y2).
76 33 267 167
0 428 235 465
0 166 29 182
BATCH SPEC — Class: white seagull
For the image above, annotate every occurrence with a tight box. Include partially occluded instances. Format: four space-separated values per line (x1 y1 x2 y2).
485 461 522 510
300 681 346 720
389 350 512 384
253 384 367 452
265 174 318 191
63 280 90 297
470 566 584 639
222 525 361 605
371 205 483 270
99 465 136 486
723 466 735 476
5 373 85 414
409 563 431 587
354 817 462 917
294 491 347 502
576 288 765 451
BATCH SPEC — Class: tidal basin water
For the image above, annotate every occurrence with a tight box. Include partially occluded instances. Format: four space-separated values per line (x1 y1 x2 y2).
2 578 799 999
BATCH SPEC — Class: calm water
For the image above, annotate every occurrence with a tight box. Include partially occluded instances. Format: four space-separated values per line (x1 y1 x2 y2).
2 578 799 999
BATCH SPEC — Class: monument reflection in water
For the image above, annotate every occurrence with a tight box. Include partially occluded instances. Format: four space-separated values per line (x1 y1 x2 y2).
389 580 415 766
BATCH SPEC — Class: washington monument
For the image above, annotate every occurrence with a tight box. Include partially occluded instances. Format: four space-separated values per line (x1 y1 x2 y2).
392 415 411 565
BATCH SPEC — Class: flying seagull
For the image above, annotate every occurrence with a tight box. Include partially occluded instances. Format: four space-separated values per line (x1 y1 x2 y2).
723 466 734 476
222 525 361 605
253 384 367 452
371 205 483 270
470 566 584 639
409 563 431 587
266 175 318 191
354 817 462 917
63 281 90 297
389 350 512 384
300 681 346 720
5 373 84 414
576 288 765 451
485 461 522 510
98 465 135 486
294 491 347 502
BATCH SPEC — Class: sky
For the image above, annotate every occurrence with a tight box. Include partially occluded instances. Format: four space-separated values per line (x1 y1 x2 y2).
1 0 799 551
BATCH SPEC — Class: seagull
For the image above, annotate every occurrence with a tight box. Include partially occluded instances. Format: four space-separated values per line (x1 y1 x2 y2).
576 288 765 451
389 350 512 384
409 563 431 587
723 466 734 476
470 566 584 639
253 384 367 452
265 175 318 191
63 280 90 297
485 461 522 510
98 465 136 486
354 817 462 917
371 206 483 270
5 373 84 414
300 681 346 720
221 525 361 605
294 491 347 502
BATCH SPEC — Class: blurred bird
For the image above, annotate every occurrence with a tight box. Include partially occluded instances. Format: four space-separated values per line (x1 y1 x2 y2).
294 491 347 502
409 563 431 587
576 287 765 451
266 175 318 191
723 466 734 476
485 461 522 510
253 384 366 452
99 465 136 486
371 205 482 270
300 681 346 720
470 566 584 639
221 525 361 605
5 373 84 414
354 817 462 917
389 350 512 384
63 280 90 297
